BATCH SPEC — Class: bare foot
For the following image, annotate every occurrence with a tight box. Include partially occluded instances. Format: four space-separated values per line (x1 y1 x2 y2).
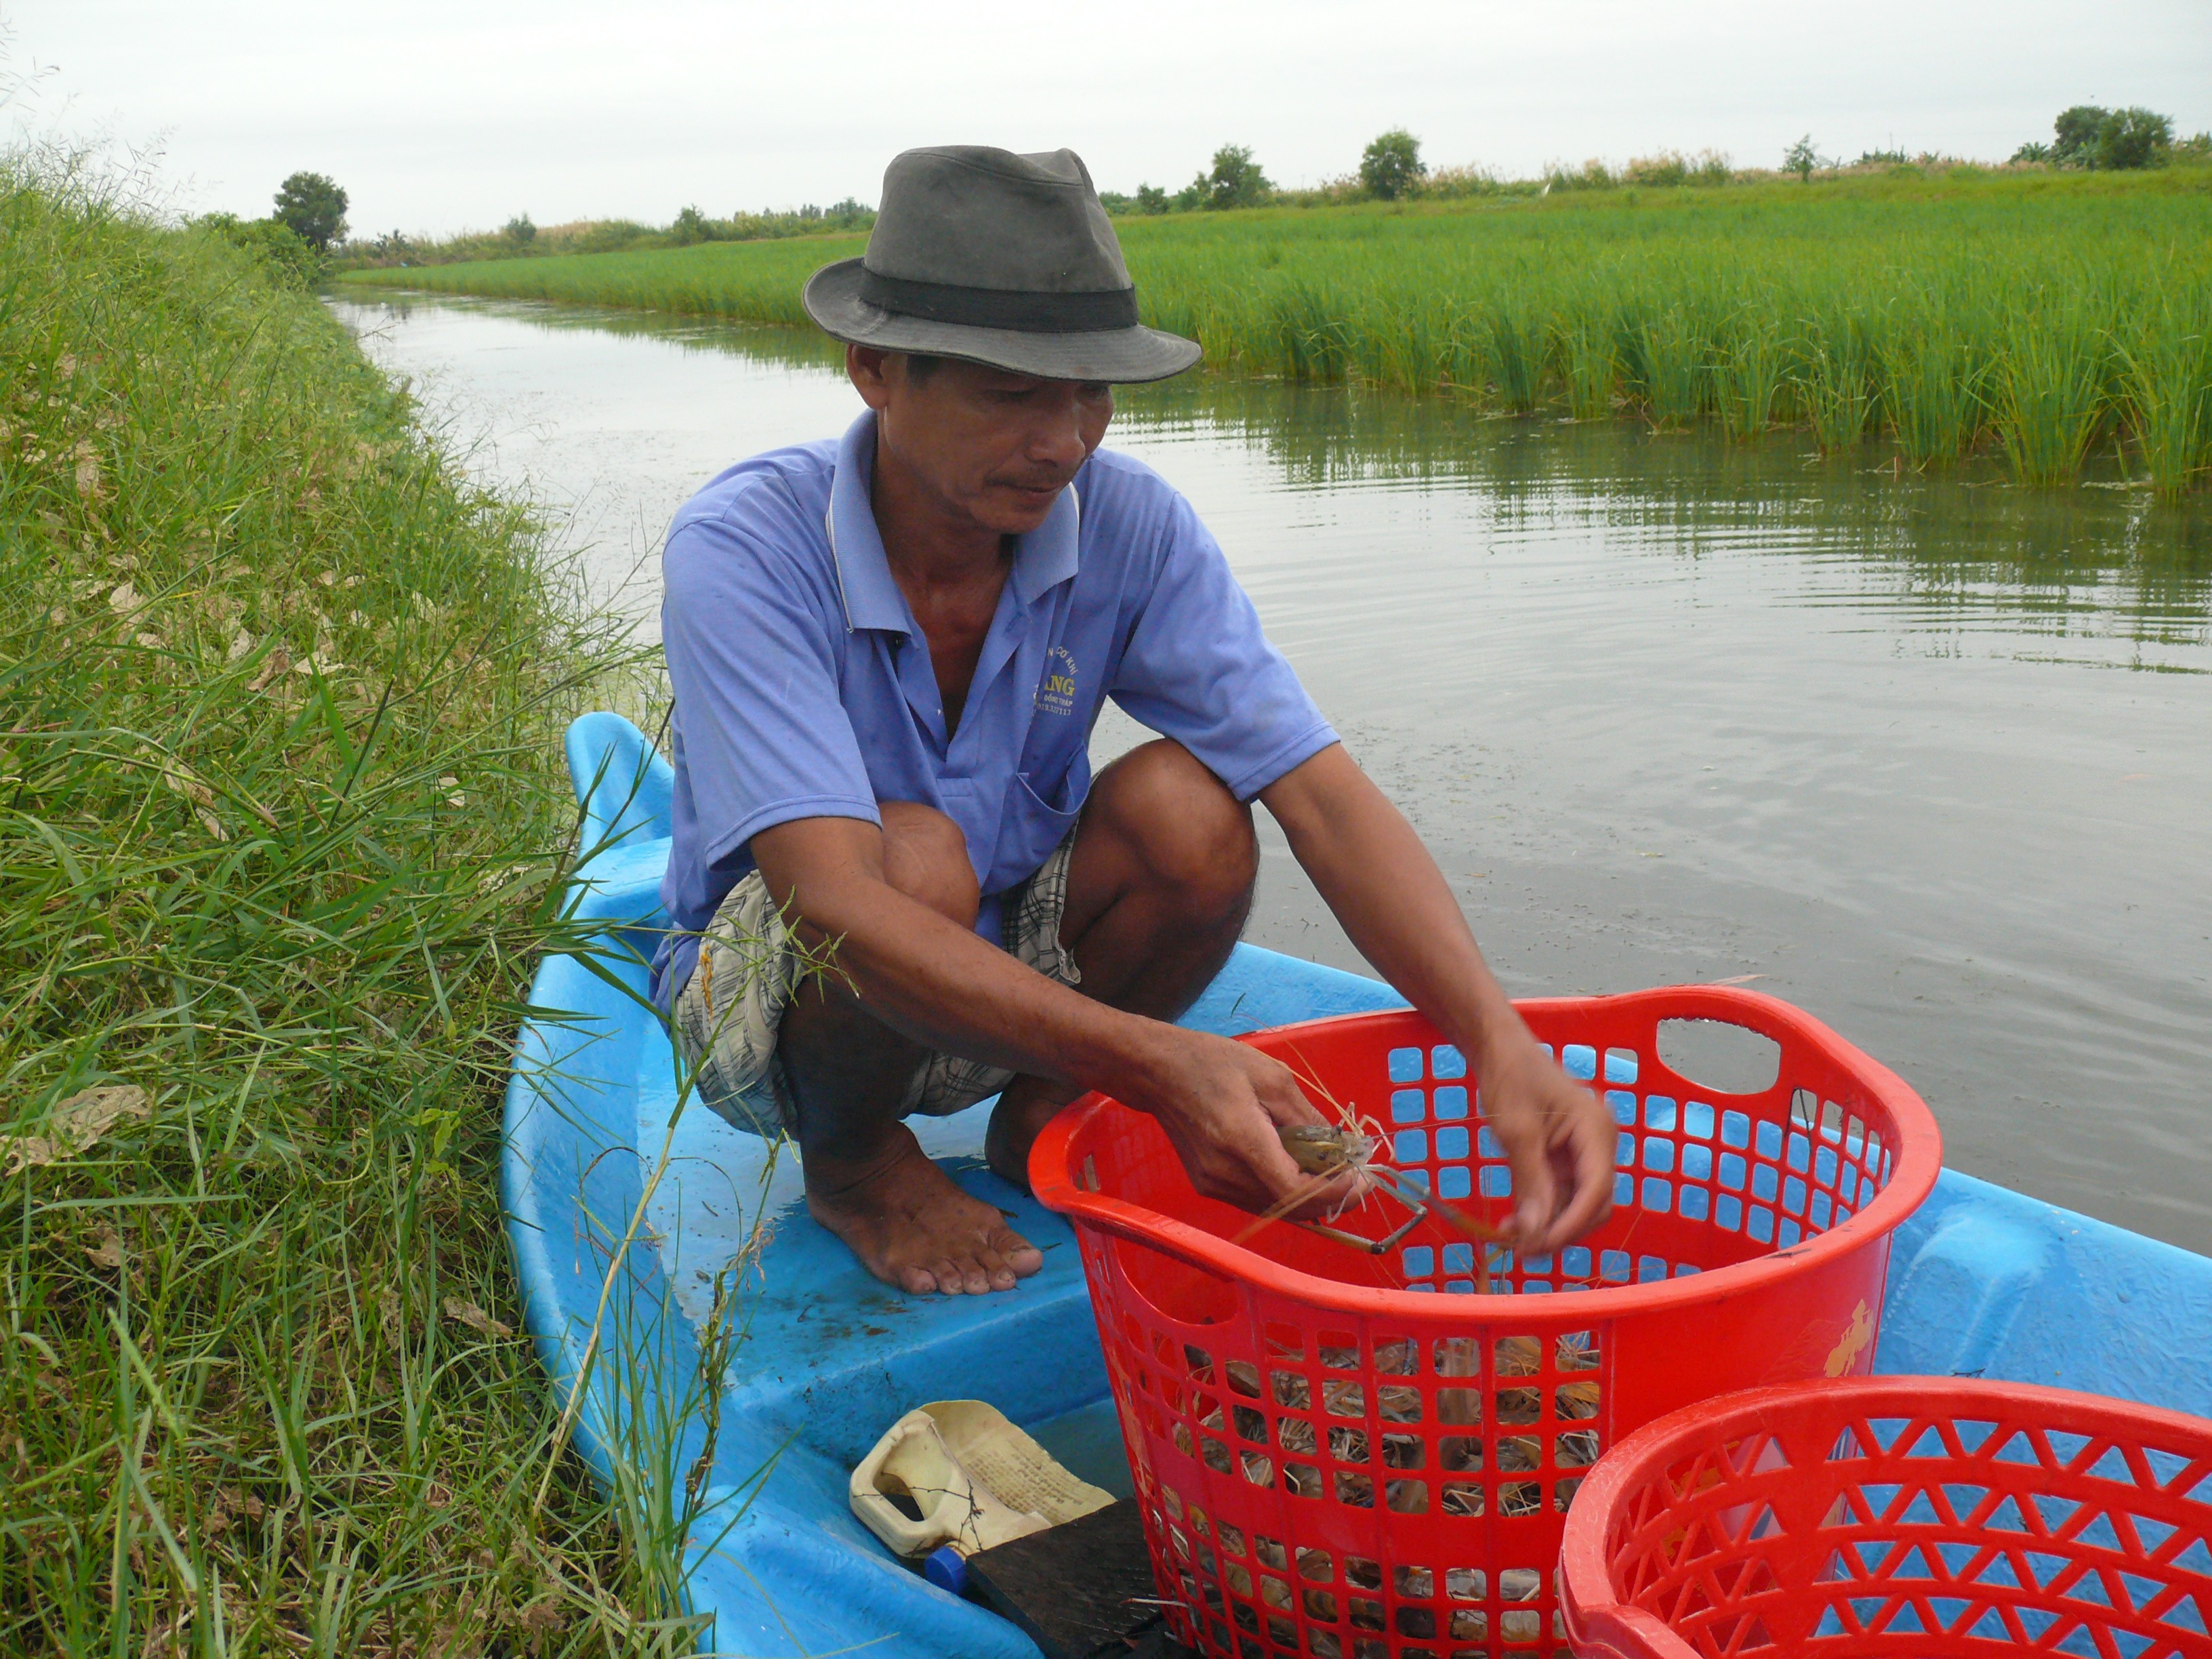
985 1078 1082 1193
805 1124 1045 1295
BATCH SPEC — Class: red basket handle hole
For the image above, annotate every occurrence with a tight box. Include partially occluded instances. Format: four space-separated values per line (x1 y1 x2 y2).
1110 1230 1240 1328
1655 1017 1782 1097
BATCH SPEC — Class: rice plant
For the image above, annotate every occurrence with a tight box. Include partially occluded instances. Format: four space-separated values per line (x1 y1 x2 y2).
1996 295 2110 485
1716 312 1786 441
1271 279 1353 384
1796 308 1883 453
1372 295 1445 395
1553 296 1618 419
342 170 2212 489
1885 316 1990 468
1637 304 1708 430
2121 295 2212 497
1436 300 1490 398
1488 305 1544 413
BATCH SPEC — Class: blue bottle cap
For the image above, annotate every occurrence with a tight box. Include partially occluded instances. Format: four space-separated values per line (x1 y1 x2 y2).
923 1543 969 1597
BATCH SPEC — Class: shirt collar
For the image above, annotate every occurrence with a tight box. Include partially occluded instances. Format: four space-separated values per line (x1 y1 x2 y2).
1012 475 1081 605
827 413 909 634
827 411 1082 633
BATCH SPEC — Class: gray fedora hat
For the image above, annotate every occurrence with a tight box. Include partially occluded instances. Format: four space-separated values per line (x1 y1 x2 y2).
804 146 1201 384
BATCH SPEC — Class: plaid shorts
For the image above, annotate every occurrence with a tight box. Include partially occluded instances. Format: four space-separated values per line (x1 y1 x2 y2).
669 827 1082 1140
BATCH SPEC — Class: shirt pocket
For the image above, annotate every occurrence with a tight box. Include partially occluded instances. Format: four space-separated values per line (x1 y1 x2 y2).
1002 758 1090 877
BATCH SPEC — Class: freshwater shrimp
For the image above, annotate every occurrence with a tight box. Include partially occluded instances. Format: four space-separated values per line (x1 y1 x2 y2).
1230 1062 1508 1290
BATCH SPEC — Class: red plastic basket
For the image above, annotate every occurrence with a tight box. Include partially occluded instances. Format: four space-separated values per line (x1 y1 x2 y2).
1030 990 1940 1659
1559 1378 2212 1658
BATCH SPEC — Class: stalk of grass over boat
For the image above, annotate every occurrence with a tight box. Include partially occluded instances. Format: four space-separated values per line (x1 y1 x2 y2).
344 169 2212 493
0 148 758 1654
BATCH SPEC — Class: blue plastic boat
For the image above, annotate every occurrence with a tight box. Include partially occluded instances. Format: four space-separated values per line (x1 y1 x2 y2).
505 713 2212 1658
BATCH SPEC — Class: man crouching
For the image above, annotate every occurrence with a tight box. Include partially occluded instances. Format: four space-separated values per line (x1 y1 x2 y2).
652 145 1614 1295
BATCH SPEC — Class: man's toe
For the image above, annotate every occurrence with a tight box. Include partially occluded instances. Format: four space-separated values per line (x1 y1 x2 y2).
996 1231 1045 1277
901 1263 942 1296
926 1256 968 1294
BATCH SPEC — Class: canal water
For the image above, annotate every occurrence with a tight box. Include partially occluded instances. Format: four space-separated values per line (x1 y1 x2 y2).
329 291 2212 1258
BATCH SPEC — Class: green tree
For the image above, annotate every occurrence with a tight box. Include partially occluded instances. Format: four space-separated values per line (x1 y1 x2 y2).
2051 105 2107 165
2094 106 2173 170
1190 144 1271 211
1782 135 1820 182
502 213 536 245
1135 183 1169 214
2046 104 2174 170
271 171 348 250
1359 129 1426 200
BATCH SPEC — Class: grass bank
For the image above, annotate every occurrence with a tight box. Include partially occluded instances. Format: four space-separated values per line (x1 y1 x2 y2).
342 169 2212 495
0 158 693 1654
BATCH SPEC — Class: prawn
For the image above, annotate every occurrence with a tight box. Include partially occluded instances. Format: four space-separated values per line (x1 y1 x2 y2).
1229 1054 1508 1291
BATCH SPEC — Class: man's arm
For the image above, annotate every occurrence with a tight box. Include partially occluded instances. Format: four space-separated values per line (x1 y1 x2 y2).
749 815 1346 1212
1259 743 1616 1252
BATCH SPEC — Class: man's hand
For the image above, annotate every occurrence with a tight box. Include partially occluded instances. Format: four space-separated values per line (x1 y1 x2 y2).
1476 1038 1617 1254
1262 745 1622 1257
1124 1030 1359 1218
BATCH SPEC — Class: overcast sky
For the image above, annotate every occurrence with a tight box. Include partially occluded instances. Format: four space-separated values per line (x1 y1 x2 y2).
10 0 2209 237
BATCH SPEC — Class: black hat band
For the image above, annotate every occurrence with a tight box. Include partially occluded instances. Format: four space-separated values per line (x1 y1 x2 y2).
857 268 1139 334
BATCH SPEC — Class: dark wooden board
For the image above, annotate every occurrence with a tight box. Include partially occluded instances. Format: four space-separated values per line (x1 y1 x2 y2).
1120 1621 1195 1659
966 1501 1191 1659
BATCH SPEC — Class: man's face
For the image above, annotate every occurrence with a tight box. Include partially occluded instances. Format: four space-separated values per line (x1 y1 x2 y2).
851 348 1114 538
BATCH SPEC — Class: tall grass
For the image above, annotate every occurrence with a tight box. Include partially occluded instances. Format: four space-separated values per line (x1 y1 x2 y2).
1635 304 1708 429
1885 316 1988 468
1996 293 2110 484
1716 312 1786 441
1487 306 1543 413
1797 308 1882 453
0 155 707 1654
345 169 2212 491
1553 299 1618 421
2121 295 2212 497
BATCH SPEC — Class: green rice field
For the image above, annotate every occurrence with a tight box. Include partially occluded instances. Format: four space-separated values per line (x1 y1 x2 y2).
340 169 2212 495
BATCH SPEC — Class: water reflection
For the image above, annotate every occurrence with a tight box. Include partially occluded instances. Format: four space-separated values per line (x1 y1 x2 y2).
1112 374 2211 656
